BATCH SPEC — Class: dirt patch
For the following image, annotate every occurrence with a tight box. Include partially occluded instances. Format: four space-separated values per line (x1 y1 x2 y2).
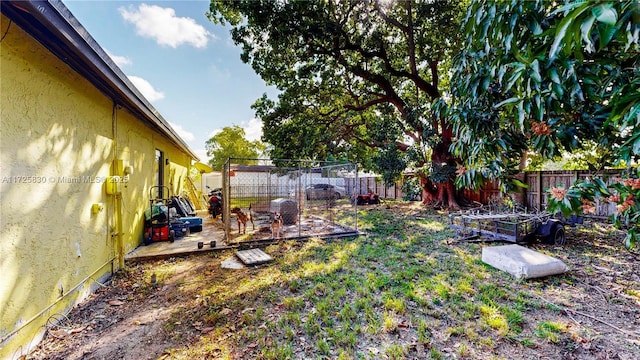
26 203 640 359
25 258 218 360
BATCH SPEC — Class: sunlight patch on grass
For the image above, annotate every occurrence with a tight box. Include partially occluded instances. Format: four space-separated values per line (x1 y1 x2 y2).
231 269 284 298
174 335 234 359
130 200 634 360
282 296 304 311
383 312 399 333
480 305 509 335
385 343 408 359
298 242 358 277
143 262 179 285
453 247 478 266
261 342 294 360
455 279 476 296
281 238 326 264
415 219 446 231
624 288 640 305
383 296 406 314
536 320 568 343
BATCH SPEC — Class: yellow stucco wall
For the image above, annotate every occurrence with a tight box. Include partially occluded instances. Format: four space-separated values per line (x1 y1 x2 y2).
117 117 192 254
0 14 192 359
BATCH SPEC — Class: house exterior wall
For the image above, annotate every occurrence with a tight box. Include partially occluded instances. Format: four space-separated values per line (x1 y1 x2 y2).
0 14 192 359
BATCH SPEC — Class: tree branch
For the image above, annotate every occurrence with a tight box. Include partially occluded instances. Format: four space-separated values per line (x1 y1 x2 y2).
374 0 408 33
343 96 393 112
404 2 418 76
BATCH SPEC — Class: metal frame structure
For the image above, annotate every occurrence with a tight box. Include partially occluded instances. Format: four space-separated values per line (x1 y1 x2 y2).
221 159 360 243
449 205 566 245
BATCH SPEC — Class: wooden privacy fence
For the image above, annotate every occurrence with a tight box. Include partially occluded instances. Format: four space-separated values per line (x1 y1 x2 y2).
345 176 408 200
358 170 621 218
523 170 619 217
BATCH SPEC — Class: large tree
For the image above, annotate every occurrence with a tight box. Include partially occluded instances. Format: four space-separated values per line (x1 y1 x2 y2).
205 125 265 170
450 0 639 247
208 0 467 208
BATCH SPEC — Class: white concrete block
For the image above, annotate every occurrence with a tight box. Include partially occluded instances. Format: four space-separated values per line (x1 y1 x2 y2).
482 244 568 279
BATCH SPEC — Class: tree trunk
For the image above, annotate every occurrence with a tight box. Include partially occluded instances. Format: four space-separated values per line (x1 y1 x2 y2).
419 173 461 210
420 176 436 204
419 122 462 210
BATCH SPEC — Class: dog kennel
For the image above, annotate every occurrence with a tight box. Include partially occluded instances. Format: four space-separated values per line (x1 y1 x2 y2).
220 159 360 243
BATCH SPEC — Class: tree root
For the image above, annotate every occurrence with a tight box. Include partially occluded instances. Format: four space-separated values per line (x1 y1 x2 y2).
535 294 640 339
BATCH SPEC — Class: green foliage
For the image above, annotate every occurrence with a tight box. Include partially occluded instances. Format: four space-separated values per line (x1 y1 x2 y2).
451 0 639 248
371 144 408 186
546 167 639 249
208 0 468 192
401 176 422 201
451 0 639 182
205 125 265 170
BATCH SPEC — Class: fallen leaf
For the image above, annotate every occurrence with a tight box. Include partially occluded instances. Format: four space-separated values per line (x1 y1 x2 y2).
69 326 86 334
48 330 68 339
201 327 215 334
220 308 233 315
108 300 124 306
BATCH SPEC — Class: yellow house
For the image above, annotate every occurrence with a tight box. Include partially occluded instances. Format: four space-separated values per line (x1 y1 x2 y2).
0 1 198 358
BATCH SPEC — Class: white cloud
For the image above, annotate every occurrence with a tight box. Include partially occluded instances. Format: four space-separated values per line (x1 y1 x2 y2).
208 128 222 138
242 118 263 142
194 148 210 163
207 118 263 143
105 50 132 67
168 121 195 142
119 4 213 48
128 75 165 102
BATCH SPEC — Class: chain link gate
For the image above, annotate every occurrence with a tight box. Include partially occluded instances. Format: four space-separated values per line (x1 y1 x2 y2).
222 159 360 244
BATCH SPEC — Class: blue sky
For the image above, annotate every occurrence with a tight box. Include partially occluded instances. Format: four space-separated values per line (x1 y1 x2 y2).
62 1 279 162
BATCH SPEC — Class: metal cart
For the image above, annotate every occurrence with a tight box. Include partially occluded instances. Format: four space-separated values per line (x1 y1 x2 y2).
449 205 566 245
144 185 175 245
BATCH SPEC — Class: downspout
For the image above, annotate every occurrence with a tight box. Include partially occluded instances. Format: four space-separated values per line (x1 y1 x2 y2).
111 102 124 269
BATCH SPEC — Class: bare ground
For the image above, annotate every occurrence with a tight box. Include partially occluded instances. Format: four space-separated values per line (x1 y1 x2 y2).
26 203 640 360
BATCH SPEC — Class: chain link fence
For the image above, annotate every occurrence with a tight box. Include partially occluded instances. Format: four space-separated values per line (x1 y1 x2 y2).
222 159 360 243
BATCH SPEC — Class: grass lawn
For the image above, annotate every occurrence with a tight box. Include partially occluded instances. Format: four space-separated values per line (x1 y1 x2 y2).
29 201 640 360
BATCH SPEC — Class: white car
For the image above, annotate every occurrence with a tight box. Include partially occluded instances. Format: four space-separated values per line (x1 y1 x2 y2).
305 183 346 200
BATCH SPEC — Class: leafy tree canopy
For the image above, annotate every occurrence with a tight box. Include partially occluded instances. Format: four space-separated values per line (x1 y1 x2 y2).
450 0 639 189
450 0 639 248
205 125 265 170
208 0 468 207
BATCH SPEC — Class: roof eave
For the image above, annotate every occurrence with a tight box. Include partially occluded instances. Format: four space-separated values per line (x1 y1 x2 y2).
1 0 199 161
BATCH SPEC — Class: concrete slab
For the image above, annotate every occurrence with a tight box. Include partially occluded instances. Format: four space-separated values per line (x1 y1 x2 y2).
221 256 245 269
125 212 227 262
235 248 273 265
482 244 569 279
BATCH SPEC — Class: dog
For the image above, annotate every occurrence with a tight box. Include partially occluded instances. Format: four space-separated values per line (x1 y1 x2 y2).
271 211 283 239
230 206 254 234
